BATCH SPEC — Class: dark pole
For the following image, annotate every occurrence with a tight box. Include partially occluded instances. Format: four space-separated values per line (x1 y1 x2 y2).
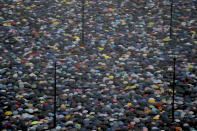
170 0 174 40
53 60 57 128
170 0 175 123
172 57 176 122
82 0 85 45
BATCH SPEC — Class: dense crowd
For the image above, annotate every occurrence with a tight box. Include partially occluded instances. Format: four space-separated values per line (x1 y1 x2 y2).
0 0 197 130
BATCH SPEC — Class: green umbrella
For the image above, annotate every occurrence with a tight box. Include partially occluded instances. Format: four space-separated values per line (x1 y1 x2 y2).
31 121 39 125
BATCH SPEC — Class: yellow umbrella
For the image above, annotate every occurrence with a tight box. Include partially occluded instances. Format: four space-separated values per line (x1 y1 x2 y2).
5 111 12 116
31 121 39 125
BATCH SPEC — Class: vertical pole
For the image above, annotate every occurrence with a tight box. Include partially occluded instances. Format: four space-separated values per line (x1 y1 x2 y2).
172 57 176 122
53 60 57 128
170 0 173 40
82 0 85 45
170 0 175 123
